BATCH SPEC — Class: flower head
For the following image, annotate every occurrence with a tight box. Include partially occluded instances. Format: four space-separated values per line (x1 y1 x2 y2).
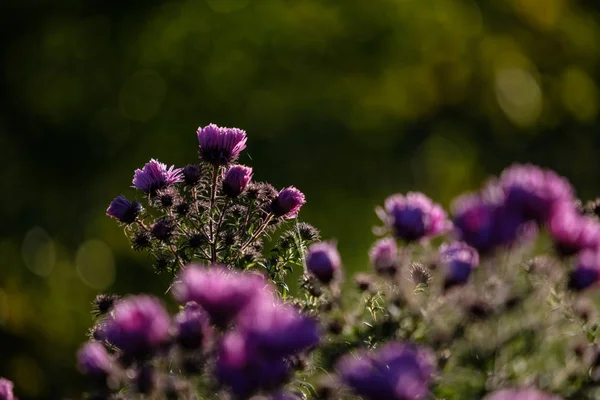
182 164 202 186
0 378 15 400
223 165 253 198
369 238 398 276
106 195 142 224
174 302 212 349
270 187 306 218
105 295 171 356
569 248 600 291
306 242 342 284
379 193 450 242
197 123 247 165
499 163 574 224
173 265 267 328
548 203 600 256
439 242 479 289
484 387 562 400
336 341 436 400
132 159 183 193
77 341 112 377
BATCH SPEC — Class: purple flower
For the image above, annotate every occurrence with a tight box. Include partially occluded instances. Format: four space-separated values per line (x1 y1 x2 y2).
484 387 562 400
548 203 600 256
197 123 247 165
237 297 320 359
216 331 290 398
132 159 183 193
174 302 212 349
173 265 268 328
336 341 436 400
0 378 15 400
439 242 479 289
499 163 574 224
369 238 398 276
106 195 142 224
223 165 253 198
379 193 450 242
270 187 306 218
77 341 112 377
182 164 202 186
306 242 342 284
569 248 600 291
105 295 171 356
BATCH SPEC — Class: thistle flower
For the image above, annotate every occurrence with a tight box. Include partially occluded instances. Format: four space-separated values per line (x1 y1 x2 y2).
106 195 142 224
306 242 342 284
548 203 600 256
182 164 202 186
215 331 290 398
197 123 247 165
173 265 267 328
439 242 479 289
223 165 253 198
132 231 152 251
484 387 562 400
132 159 183 193
499 163 574 224
151 218 176 242
105 295 171 356
369 238 398 276
569 248 600 291
237 296 320 358
174 302 212 350
91 293 120 317
77 341 112 377
247 182 278 203
297 222 320 242
0 378 15 400
379 192 450 242
270 187 306 218
336 341 436 400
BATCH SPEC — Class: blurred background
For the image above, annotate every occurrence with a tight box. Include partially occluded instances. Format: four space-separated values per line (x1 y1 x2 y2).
2 0 600 398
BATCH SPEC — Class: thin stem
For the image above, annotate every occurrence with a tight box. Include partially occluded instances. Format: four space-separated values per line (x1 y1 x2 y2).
211 198 231 263
240 214 273 251
209 165 219 261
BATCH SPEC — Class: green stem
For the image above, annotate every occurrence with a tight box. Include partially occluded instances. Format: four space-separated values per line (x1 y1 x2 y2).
240 214 273 251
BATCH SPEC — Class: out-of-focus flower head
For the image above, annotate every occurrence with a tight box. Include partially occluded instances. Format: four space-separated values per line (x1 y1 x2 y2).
106 195 142 224
570 248 600 291
105 295 171 356
369 237 398 276
548 202 600 256
173 265 268 328
499 163 574 224
77 341 113 377
132 159 183 193
173 302 212 350
197 123 247 165
336 341 436 400
0 378 15 400
270 187 306 219
306 242 342 285
439 242 479 289
378 192 450 242
484 387 563 400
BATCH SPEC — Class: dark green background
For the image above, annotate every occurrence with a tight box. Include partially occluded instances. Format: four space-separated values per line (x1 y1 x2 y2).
2 0 600 398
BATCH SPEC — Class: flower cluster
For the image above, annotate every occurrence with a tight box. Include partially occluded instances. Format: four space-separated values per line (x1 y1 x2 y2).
71 124 600 400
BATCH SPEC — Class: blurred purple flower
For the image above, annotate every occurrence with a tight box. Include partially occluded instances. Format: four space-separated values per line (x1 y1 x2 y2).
105 295 171 356
197 123 247 165
484 387 562 400
223 165 253 198
569 248 600 291
439 242 479 289
336 341 436 400
379 192 450 242
132 159 183 193
0 378 15 400
237 297 320 359
548 203 600 256
174 302 212 350
77 341 112 377
216 331 290 398
271 186 306 218
106 195 142 224
499 163 574 224
306 242 342 284
369 238 398 276
173 265 268 328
